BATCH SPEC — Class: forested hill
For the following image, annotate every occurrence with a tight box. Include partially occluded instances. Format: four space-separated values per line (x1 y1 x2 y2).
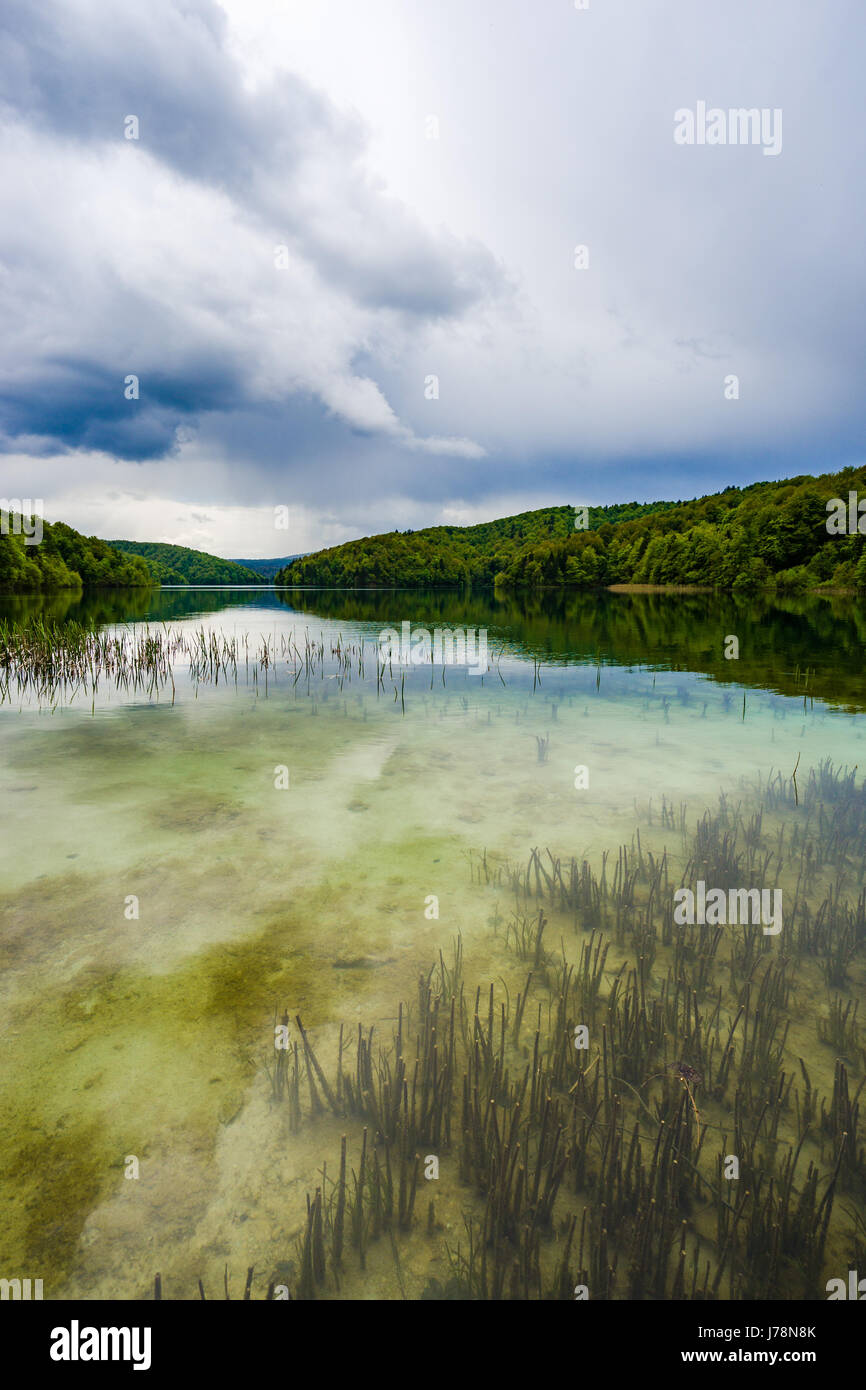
231 555 305 580
109 540 267 586
497 468 866 592
274 502 674 588
0 512 153 591
274 470 866 592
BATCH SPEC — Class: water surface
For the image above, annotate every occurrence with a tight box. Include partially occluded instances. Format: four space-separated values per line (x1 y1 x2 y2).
1 587 864 1298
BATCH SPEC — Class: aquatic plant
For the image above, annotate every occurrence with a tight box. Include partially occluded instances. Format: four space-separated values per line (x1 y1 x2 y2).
163 763 866 1300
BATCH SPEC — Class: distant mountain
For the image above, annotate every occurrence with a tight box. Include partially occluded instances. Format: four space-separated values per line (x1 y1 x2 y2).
230 555 306 580
109 540 268 586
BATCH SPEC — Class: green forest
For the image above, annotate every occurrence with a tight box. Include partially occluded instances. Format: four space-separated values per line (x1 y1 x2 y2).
275 504 582 587
0 515 276 592
275 469 866 593
0 511 154 591
109 540 268 586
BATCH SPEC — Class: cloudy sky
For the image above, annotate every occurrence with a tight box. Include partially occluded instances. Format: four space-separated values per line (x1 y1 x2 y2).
1 0 863 558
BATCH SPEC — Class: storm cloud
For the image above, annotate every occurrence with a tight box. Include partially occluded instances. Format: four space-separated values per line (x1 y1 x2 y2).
0 0 864 553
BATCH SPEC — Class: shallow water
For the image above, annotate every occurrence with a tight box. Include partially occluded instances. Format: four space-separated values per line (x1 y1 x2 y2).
1 587 865 1299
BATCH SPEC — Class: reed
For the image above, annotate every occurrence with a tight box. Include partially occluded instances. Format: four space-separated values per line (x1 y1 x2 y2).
173 760 866 1300
0 620 397 709
817 996 861 1060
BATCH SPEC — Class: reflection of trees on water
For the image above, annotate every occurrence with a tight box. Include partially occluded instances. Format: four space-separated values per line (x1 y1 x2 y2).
2 585 865 712
275 587 866 712
0 587 281 626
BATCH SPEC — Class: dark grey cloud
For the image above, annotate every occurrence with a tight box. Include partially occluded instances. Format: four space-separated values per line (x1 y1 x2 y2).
0 0 504 470
0 356 245 459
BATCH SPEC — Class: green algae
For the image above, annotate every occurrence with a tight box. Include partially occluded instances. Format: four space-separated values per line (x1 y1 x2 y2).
0 816 466 1294
5 1121 107 1276
0 910 329 1288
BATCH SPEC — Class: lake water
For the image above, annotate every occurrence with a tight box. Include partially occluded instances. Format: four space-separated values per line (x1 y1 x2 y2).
1 587 865 1300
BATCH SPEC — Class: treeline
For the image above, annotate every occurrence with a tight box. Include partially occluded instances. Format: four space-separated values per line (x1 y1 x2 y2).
498 469 866 592
0 512 153 591
276 470 866 592
109 540 268 586
0 515 269 592
276 505 579 587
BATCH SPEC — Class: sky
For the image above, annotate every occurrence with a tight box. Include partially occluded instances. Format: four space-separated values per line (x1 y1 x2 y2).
0 0 864 558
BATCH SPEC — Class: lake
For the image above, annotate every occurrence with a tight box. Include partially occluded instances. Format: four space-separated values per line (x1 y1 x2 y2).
1 586 865 1300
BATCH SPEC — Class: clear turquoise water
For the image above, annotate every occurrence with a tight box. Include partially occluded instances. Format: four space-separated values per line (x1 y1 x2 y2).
1 587 864 1297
